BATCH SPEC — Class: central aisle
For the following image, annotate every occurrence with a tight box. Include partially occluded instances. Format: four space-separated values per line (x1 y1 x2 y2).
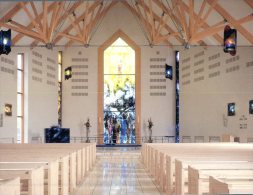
74 147 162 195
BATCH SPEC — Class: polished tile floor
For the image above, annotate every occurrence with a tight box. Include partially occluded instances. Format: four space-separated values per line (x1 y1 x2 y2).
74 147 162 195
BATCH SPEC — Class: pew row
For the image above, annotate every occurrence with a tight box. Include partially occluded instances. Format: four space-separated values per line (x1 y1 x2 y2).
175 159 253 195
209 176 253 194
0 177 20 195
188 165 253 195
0 143 96 195
141 143 253 195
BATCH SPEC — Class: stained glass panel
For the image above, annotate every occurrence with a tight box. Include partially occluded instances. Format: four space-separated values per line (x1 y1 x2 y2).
103 38 135 144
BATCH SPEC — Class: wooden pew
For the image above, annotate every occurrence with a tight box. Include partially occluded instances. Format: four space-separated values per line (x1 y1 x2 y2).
0 177 20 195
209 176 253 194
0 154 59 195
141 143 253 195
0 143 97 194
175 159 253 195
0 165 44 195
188 165 253 195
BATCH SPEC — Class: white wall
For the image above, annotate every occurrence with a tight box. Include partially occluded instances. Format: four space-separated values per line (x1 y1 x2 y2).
0 50 17 142
179 46 253 142
27 48 58 142
0 47 58 143
62 3 176 139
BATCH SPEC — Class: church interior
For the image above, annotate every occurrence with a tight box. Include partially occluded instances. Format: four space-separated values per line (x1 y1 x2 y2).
0 0 253 194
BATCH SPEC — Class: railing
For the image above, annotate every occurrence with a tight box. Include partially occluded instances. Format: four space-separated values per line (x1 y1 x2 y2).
0 137 15 143
70 135 175 144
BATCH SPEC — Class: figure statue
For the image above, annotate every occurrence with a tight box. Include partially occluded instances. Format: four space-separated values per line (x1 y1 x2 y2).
148 118 153 143
85 118 91 143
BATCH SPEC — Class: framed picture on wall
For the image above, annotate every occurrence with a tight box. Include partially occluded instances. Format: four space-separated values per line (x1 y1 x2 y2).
4 104 12 116
250 100 253 114
228 103 235 116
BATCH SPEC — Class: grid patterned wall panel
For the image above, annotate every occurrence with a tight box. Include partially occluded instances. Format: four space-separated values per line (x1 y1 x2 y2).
0 57 15 76
31 50 43 83
71 57 89 97
149 57 166 96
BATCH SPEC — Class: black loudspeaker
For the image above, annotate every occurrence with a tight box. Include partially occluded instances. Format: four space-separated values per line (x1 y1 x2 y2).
228 103 236 116
165 64 173 80
224 25 237 56
0 29 11 55
64 66 72 80
249 100 253 114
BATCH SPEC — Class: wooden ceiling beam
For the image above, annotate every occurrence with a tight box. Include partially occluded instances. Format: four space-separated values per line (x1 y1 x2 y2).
139 0 183 44
122 1 172 46
206 0 253 44
0 3 27 24
43 1 49 42
244 0 253 8
189 0 194 37
48 2 64 42
30 1 82 47
58 33 83 42
54 0 103 44
198 0 218 28
65 1 117 47
189 23 225 43
13 2 57 45
181 1 223 45
238 13 253 24
30 2 43 31
19 2 43 36
0 21 44 42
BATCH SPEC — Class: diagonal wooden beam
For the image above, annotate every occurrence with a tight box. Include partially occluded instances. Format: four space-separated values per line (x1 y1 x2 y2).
206 0 253 44
189 23 225 43
197 0 218 29
30 1 82 47
58 33 84 42
0 21 44 42
244 0 253 8
19 2 43 35
13 2 57 45
181 1 223 44
0 2 27 24
54 0 103 44
43 1 48 42
30 2 43 31
122 1 173 46
144 0 184 44
48 2 64 42
65 1 117 47
189 0 194 38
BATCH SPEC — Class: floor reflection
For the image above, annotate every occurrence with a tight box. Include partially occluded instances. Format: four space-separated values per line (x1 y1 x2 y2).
74 147 162 195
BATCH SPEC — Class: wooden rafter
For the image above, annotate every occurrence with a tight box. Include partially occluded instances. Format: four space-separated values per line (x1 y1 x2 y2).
30 1 82 47
189 0 194 37
244 0 253 8
181 1 223 44
141 0 183 44
13 2 58 45
0 21 44 42
0 3 27 24
197 0 218 29
193 0 207 32
123 1 173 46
206 0 253 44
64 1 117 47
19 2 43 35
43 1 48 42
54 0 103 45
30 2 43 31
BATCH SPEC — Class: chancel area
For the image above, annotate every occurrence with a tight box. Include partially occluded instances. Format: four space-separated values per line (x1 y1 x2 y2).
0 0 253 194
